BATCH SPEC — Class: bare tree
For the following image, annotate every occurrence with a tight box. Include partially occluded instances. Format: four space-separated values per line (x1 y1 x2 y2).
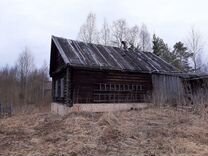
139 24 151 51
39 60 50 100
78 14 153 51
0 65 18 106
126 25 140 49
186 28 204 72
100 19 111 46
16 47 35 104
78 12 99 43
0 49 51 113
27 62 50 106
111 19 128 47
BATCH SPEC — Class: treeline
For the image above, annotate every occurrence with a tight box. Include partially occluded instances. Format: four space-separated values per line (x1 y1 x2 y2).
0 48 50 110
78 13 207 73
78 13 151 51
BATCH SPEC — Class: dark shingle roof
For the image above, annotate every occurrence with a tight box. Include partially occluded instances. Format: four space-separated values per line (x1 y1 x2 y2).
52 36 179 73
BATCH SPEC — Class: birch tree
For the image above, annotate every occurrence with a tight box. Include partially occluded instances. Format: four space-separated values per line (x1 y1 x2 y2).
16 47 35 104
111 19 128 47
126 25 140 49
139 24 151 51
100 19 111 46
78 12 99 43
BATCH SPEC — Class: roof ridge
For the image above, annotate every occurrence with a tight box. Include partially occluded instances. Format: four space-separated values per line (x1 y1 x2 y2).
52 35 154 54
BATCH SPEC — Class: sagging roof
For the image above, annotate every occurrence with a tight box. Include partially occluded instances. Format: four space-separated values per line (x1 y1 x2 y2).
51 36 180 73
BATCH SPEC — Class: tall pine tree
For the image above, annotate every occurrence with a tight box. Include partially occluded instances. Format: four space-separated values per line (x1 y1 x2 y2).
172 41 193 72
152 34 178 67
152 34 193 72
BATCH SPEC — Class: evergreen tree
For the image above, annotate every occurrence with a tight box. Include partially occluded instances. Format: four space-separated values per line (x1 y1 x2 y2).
172 41 193 72
152 34 169 57
152 34 178 66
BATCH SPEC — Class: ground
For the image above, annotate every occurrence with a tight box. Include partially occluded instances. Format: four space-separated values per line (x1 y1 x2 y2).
0 107 208 156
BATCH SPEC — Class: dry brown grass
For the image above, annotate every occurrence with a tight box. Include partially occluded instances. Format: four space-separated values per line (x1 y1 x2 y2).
0 106 208 156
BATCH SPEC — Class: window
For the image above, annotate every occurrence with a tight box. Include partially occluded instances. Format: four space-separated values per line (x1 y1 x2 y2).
100 83 105 91
111 84 115 91
133 85 137 91
125 84 128 91
120 84 124 91
129 85 132 91
60 78 64 97
106 84 110 91
116 84 120 91
54 78 64 98
140 85 143 91
55 80 58 97
93 82 148 103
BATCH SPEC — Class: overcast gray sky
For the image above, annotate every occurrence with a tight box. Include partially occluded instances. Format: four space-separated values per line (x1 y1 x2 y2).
0 0 208 67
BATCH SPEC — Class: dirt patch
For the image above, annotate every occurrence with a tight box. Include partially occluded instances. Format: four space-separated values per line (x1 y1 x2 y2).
0 107 208 156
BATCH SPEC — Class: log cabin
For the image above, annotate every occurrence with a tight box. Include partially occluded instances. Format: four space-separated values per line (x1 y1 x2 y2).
49 36 208 114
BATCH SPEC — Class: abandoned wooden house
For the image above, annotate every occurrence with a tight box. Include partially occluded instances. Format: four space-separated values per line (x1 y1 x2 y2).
49 36 208 114
49 36 179 113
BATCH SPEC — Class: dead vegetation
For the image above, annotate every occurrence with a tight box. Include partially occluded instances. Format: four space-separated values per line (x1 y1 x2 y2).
0 107 208 156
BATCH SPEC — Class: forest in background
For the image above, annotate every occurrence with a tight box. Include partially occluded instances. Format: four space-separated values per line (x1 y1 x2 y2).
0 48 50 113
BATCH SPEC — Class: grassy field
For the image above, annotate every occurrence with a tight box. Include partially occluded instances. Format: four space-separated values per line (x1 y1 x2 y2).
0 106 208 156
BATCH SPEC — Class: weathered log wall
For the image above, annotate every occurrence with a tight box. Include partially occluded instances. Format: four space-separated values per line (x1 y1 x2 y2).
52 67 208 108
72 69 152 104
52 68 73 107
